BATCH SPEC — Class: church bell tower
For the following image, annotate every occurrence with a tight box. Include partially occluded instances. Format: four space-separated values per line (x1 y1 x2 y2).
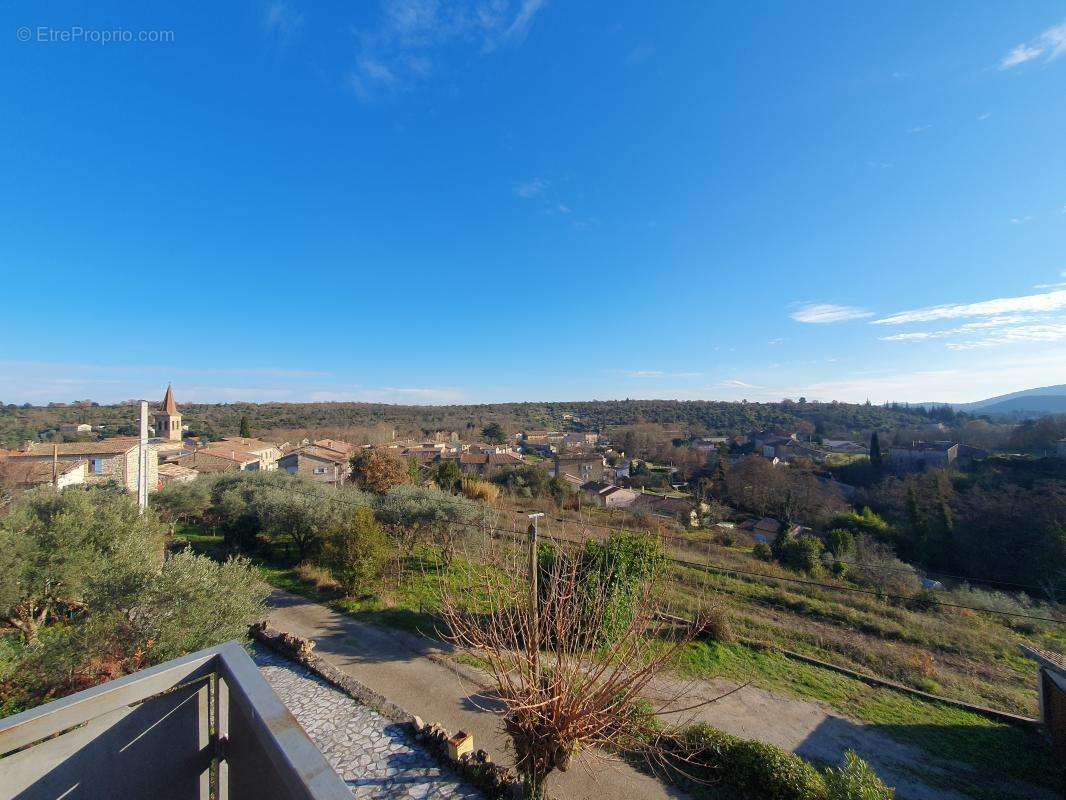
154 384 182 442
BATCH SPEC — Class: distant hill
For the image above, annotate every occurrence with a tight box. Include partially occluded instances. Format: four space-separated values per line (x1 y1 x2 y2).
971 394 1066 417
952 384 1066 418
0 398 947 449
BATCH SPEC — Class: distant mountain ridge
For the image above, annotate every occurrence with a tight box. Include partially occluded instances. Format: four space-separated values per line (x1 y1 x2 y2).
925 384 1066 418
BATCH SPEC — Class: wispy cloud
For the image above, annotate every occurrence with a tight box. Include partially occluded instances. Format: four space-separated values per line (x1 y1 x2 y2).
1034 271 1066 290
872 289 1066 325
790 303 875 324
620 370 702 379
495 0 546 48
262 0 304 46
720 379 756 389
907 124 933 134
309 386 466 404
777 350 1066 404
627 42 656 65
977 112 992 121
514 177 547 198
999 21 1066 69
349 0 546 101
946 322 1066 349
879 315 1031 340
513 177 576 217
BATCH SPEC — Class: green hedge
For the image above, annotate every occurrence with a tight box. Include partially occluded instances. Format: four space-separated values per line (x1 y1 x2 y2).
670 724 826 800
663 724 893 800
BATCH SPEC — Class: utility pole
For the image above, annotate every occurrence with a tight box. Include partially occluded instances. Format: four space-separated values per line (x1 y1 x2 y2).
527 512 544 685
52 443 58 490
137 400 149 514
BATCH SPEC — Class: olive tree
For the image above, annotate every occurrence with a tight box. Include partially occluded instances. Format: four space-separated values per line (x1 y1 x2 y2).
0 488 164 643
375 484 495 562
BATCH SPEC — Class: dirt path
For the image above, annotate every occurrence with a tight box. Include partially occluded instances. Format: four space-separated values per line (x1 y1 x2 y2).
266 590 686 800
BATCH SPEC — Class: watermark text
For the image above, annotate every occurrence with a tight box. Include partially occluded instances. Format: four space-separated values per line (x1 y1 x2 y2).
17 26 175 44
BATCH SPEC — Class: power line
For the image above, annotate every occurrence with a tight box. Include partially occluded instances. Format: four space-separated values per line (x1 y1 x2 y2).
549 512 1051 592
508 523 1066 625
534 507 1050 592
202 480 1064 625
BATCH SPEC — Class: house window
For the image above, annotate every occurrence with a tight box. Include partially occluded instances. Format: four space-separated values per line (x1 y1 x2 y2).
314 467 327 475
91 458 104 474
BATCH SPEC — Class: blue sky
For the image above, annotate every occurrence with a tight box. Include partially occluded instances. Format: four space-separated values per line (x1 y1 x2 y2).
2 1 1065 406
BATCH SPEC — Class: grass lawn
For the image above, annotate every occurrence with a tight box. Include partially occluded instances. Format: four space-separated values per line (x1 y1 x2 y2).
255 549 516 638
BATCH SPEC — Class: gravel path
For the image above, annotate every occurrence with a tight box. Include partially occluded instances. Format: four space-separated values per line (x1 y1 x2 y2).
254 646 482 800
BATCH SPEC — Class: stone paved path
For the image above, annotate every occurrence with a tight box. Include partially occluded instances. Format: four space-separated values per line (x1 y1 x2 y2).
253 646 483 800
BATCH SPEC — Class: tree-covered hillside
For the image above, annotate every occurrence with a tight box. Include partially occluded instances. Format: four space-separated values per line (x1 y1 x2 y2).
0 397 958 448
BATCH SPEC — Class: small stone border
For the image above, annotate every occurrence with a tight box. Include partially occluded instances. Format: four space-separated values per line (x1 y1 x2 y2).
250 622 523 799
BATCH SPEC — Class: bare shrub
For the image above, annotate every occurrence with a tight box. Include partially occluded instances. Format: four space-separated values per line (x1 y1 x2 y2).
461 478 500 505
437 538 725 799
849 535 922 598
703 607 736 643
943 585 1059 632
294 562 341 593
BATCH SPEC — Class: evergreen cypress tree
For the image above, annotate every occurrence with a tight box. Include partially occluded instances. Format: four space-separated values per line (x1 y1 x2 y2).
870 432 883 471
905 485 927 562
239 415 251 438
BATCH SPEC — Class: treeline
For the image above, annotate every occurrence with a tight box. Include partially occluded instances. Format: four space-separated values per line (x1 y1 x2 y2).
861 458 1066 593
1 397 959 448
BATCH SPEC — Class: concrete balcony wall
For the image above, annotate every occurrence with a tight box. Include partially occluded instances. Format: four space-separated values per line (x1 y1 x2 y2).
0 642 350 800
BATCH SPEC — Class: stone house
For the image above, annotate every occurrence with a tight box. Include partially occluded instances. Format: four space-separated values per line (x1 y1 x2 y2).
632 493 698 526
889 441 958 472
579 481 639 508
58 423 92 435
552 454 606 484
278 445 351 486
157 463 200 485
457 452 524 478
177 449 261 474
18 438 158 493
0 457 87 491
822 439 869 456
563 432 600 447
312 439 356 456
216 437 283 470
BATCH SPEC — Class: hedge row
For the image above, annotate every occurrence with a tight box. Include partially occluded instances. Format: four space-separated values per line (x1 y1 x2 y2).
661 724 893 800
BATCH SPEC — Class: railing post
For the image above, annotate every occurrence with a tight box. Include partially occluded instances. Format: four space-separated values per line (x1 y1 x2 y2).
199 671 212 800
215 671 230 800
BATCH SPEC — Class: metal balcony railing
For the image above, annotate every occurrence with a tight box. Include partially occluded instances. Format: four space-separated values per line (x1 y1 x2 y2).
0 640 352 800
